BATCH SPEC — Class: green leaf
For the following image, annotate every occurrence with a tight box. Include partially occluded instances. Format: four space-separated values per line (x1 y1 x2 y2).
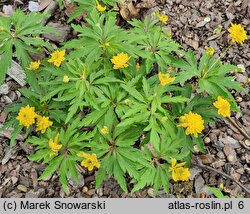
162 96 189 103
39 155 63 180
118 112 150 127
81 107 108 126
121 84 145 103
10 125 23 148
113 163 128 192
207 186 228 198
0 40 13 84
28 150 51 162
58 159 68 191
68 159 79 184
95 155 109 188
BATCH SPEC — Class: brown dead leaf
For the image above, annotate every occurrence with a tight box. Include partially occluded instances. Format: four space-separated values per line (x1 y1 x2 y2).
127 2 140 16
38 0 53 11
200 154 214 164
207 31 225 41
64 3 87 21
190 40 199 50
0 112 8 123
119 0 156 20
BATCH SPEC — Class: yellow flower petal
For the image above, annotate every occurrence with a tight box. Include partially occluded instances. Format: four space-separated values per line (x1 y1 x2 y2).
178 111 204 138
111 52 130 69
48 50 66 67
100 126 109 134
169 158 190 182
36 115 53 134
96 0 106 12
206 47 215 56
158 72 175 85
228 23 247 45
16 105 37 128
78 152 100 171
63 75 70 83
158 14 169 24
213 96 231 117
49 133 62 157
28 60 41 70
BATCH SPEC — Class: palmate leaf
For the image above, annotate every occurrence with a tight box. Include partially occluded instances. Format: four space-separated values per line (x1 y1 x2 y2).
116 152 139 179
172 50 200 84
132 166 156 193
81 107 109 126
209 76 245 92
0 10 55 84
115 126 142 147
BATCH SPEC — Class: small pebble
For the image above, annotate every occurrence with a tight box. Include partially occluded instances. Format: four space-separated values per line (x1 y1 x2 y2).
245 139 250 146
245 167 250 175
193 145 200 153
227 155 235 162
204 17 211 22
217 151 225 159
17 184 27 192
236 168 245 174
2 95 12 104
204 137 211 144
236 97 243 102
209 133 217 142
82 186 88 193
0 84 9 95
147 188 155 197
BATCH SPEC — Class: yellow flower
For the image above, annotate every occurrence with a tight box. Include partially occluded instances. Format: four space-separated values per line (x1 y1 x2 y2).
16 105 37 128
111 52 130 69
77 152 100 171
158 72 175 85
158 14 169 24
36 115 53 134
213 96 231 117
101 126 109 134
124 99 131 105
179 111 204 138
206 47 215 56
63 75 70 83
48 50 66 67
49 133 62 157
169 159 191 182
0 26 4 31
28 60 41 70
228 23 247 45
162 116 168 122
96 0 106 12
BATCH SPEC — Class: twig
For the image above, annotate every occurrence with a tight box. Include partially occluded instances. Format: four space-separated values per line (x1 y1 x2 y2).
0 12 8 17
192 162 250 195
227 117 250 150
